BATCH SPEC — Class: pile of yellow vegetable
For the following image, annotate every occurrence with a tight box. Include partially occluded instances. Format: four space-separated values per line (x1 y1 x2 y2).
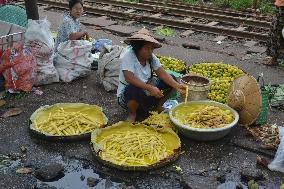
98 129 170 166
141 111 175 129
33 108 104 136
173 104 234 129
157 55 186 73
188 63 244 103
92 122 181 169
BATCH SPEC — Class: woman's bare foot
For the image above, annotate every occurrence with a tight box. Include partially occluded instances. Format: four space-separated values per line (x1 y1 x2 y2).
126 113 136 123
126 100 139 122
156 106 165 113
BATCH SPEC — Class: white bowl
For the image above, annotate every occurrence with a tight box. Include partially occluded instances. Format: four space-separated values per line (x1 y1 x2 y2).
169 101 239 141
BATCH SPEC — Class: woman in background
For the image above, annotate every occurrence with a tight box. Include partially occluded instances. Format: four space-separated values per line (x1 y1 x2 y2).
55 0 89 51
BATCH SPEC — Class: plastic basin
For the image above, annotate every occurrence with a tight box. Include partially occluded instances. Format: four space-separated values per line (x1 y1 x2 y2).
169 101 239 141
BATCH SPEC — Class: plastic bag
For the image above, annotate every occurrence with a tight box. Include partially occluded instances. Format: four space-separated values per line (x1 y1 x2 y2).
268 126 284 173
98 45 124 92
0 74 4 92
25 19 59 85
0 43 36 92
0 0 6 5
92 39 112 52
0 49 3 91
54 40 93 82
0 49 3 58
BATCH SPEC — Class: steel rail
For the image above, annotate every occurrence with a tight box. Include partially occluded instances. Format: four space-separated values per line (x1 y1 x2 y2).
95 0 271 29
38 0 268 41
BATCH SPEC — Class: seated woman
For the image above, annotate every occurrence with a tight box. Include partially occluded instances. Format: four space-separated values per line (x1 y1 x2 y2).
55 0 89 51
117 28 186 122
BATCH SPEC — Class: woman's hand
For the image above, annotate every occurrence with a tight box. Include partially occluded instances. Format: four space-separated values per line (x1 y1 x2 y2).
84 31 89 39
81 31 89 40
147 85 164 98
175 83 187 94
69 31 89 40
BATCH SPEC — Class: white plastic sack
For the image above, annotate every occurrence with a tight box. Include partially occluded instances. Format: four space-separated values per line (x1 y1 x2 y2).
98 45 125 92
55 40 93 82
268 126 284 173
24 19 59 85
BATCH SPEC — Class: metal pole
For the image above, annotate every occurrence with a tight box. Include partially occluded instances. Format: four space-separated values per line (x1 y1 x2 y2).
253 0 258 12
24 0 39 20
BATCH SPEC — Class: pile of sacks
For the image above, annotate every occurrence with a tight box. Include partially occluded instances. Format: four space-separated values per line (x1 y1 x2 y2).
0 19 94 92
25 19 59 86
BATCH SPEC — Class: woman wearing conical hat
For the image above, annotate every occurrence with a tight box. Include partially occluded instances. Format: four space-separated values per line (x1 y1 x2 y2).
117 28 186 122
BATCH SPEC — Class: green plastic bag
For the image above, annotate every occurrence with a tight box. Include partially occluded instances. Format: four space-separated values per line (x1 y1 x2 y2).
255 76 268 125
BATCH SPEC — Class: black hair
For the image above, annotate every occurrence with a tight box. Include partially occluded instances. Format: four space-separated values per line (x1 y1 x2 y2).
69 0 83 10
129 40 146 56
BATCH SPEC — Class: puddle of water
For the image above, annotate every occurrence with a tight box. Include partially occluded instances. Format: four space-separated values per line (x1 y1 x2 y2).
0 154 22 172
217 181 267 189
37 160 124 189
0 154 11 169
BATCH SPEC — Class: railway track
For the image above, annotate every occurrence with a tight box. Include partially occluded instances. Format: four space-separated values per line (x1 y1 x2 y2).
37 0 270 42
95 0 271 28
139 0 270 20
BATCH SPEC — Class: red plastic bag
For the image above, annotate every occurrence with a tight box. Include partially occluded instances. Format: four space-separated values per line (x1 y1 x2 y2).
0 43 36 92
0 0 6 5
0 49 3 58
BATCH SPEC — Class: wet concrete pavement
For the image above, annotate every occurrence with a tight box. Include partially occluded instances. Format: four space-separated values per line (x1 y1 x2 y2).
1 6 284 189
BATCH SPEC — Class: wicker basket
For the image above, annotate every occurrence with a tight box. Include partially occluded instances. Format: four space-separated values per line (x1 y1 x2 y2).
180 74 211 101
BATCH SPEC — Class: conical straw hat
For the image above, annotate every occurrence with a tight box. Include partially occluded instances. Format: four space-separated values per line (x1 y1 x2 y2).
124 28 162 48
227 74 262 126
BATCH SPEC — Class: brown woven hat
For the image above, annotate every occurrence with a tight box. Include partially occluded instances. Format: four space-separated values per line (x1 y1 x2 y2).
227 74 262 126
124 28 162 48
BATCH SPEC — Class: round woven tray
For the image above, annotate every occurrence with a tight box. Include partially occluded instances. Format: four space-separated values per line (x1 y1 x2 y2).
91 144 181 171
91 122 181 171
29 103 108 141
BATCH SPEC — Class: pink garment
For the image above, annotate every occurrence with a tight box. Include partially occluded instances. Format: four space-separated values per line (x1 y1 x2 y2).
275 0 284 7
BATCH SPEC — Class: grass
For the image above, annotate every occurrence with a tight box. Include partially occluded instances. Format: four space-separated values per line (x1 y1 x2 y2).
210 0 231 8
229 0 252 10
180 0 274 14
126 0 140 2
258 1 275 14
279 61 284 71
156 26 177 37
180 0 198 5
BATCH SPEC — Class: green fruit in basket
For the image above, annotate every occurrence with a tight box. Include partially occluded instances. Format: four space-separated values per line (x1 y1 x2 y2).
188 62 244 80
208 79 231 104
188 62 244 104
157 55 186 73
